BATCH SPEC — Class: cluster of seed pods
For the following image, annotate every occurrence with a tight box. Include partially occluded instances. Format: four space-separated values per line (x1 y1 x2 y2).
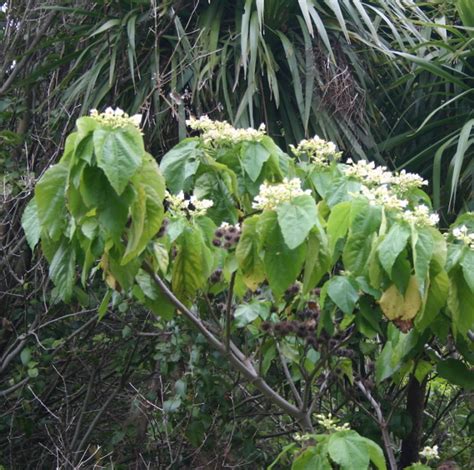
212 223 241 249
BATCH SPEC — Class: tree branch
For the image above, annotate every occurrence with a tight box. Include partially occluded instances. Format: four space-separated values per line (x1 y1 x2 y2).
356 380 397 470
142 262 311 428
225 272 236 353
276 341 303 408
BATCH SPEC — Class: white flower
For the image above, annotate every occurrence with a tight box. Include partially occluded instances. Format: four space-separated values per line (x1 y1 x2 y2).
451 224 474 249
189 195 214 216
391 169 428 192
129 114 142 127
89 107 142 129
343 160 393 186
420 445 439 460
315 413 350 432
165 190 189 212
293 433 312 442
358 184 408 211
186 115 266 145
290 135 342 166
219 221 240 231
399 205 439 227
252 177 311 211
165 191 213 216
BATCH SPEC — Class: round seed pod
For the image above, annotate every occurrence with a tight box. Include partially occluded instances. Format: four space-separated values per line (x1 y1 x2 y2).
223 241 232 249
214 229 224 238
279 321 292 335
210 269 222 283
224 234 233 241
274 322 286 336
228 226 237 233
212 239 222 247
296 325 308 338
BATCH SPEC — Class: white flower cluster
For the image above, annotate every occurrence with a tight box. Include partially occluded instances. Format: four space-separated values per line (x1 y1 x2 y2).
345 159 438 227
290 135 342 167
186 115 266 145
165 191 213 216
315 413 350 432
451 225 474 249
218 221 241 232
391 169 428 192
252 177 311 211
344 159 392 186
398 204 439 227
359 185 408 211
90 107 142 129
344 160 427 193
420 445 439 460
293 433 312 442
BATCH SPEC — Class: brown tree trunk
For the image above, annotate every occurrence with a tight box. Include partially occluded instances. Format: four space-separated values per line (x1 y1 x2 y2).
399 375 426 468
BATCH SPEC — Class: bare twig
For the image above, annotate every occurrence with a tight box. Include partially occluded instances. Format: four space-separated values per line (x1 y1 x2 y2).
356 380 397 470
276 341 303 408
225 272 236 353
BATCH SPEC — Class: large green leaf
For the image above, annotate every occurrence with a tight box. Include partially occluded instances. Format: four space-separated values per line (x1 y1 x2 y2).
35 163 69 240
240 140 270 181
263 217 306 297
49 239 76 302
447 267 474 338
236 215 265 290
411 226 434 294
460 249 474 293
276 194 317 249
160 138 202 193
343 200 381 275
375 341 397 383
437 358 474 390
326 276 359 315
122 156 165 264
80 166 133 240
303 229 331 294
21 199 41 250
292 446 331 470
172 226 212 304
328 431 370 470
377 222 410 277
415 269 449 332
356 437 387 470
93 126 144 195
327 200 351 256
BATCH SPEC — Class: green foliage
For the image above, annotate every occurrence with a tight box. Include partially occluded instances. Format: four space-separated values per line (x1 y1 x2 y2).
21 112 474 468
271 429 386 470
22 115 165 303
4 2 474 467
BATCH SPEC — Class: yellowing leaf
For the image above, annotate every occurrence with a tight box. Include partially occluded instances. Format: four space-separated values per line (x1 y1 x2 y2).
379 284 404 320
379 276 422 321
402 276 422 320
